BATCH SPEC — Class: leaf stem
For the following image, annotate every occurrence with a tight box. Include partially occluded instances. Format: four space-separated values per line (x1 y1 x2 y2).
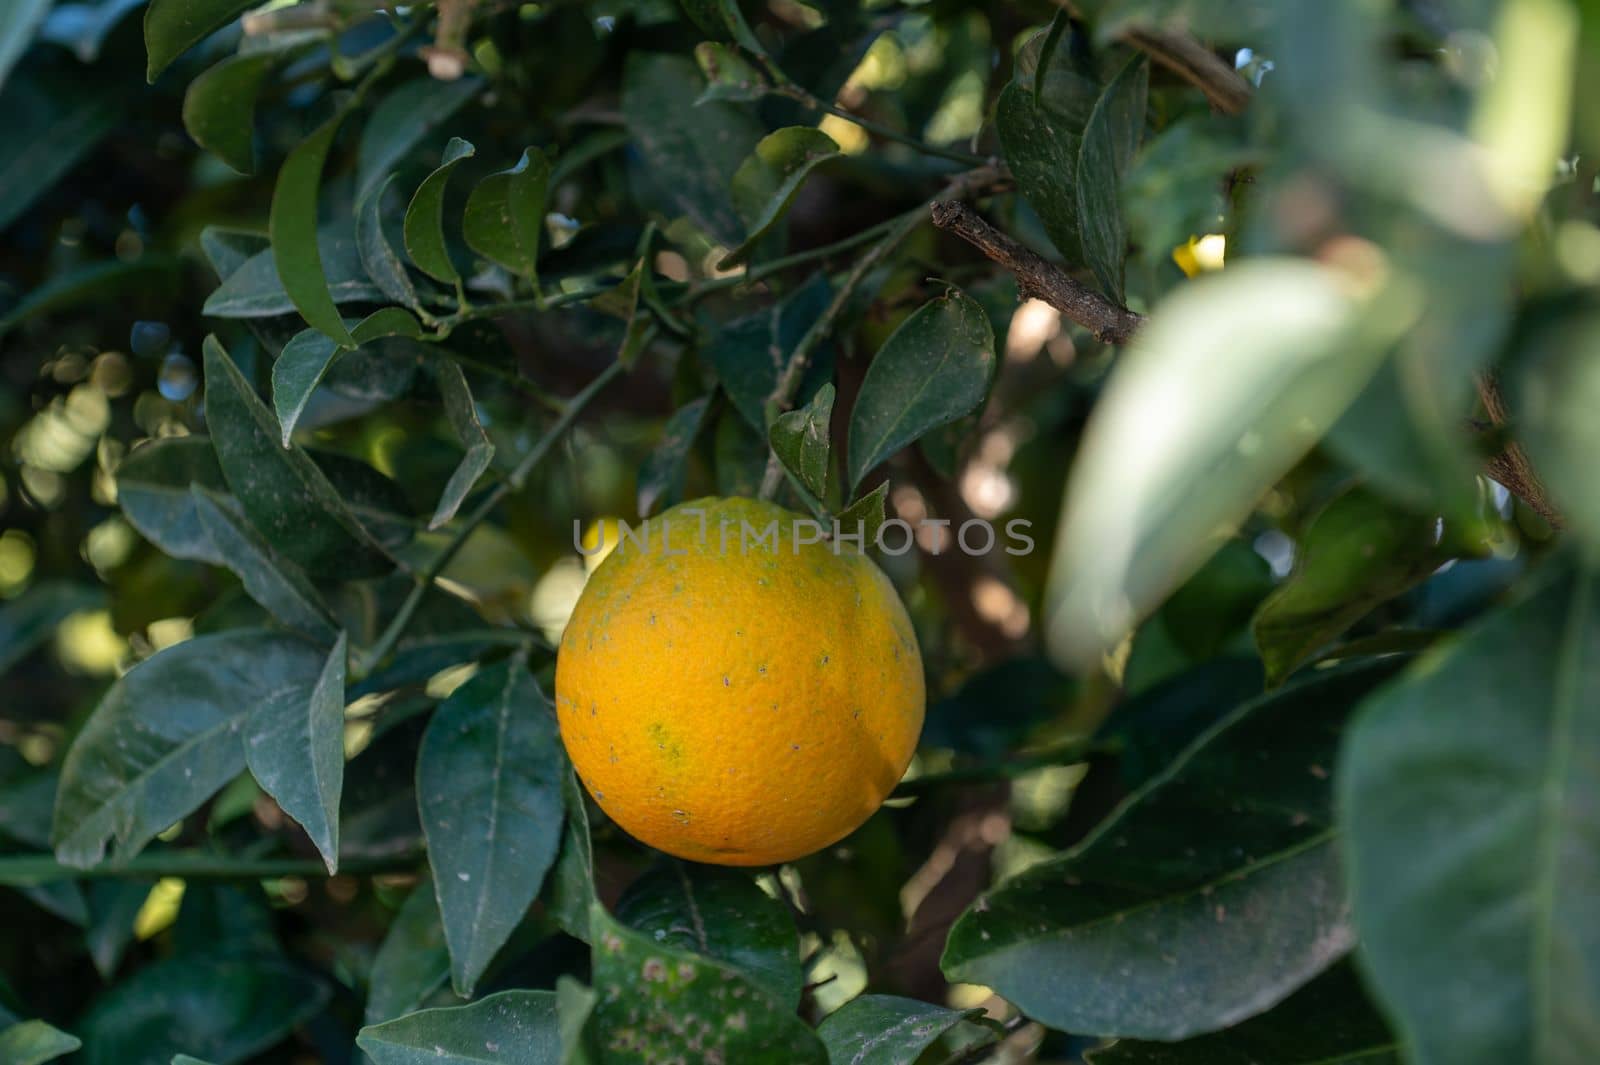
356 360 627 678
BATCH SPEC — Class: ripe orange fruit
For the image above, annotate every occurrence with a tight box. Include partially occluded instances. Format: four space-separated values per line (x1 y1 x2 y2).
555 496 925 866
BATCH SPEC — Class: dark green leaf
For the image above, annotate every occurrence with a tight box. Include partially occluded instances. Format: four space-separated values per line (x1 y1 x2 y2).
430 360 497 529
270 109 357 345
707 272 836 431
769 381 833 499
587 902 827 1063
358 174 422 309
847 286 996 491
1045 261 1394 667
590 260 653 370
204 335 396 578
244 631 346 873
1340 564 1600 1065
677 0 763 52
356 77 482 204
1085 963 1400 1064
0 0 54 93
182 52 274 173
720 127 840 268
116 437 229 564
0 67 124 234
1076 55 1148 303
816 996 988 1065
693 42 771 104
0 1019 82 1065
1252 485 1440 686
622 52 763 247
615 863 802 1009
404 137 475 284
85 881 148 977
358 990 562 1064
76 951 328 1065
0 581 102 676
203 227 383 318
190 486 339 641
943 660 1402 1039
835 479 888 546
272 308 422 445
996 35 1100 263
462 147 549 281
637 396 711 517
546 768 595 943
556 977 596 1065
51 631 326 867
418 659 566 995
365 881 451 1025
0 258 180 338
144 0 257 80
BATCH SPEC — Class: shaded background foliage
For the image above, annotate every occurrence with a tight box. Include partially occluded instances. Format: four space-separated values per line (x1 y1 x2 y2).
0 0 1598 1062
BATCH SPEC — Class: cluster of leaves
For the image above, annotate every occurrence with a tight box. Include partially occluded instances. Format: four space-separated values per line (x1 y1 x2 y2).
1 0 1599 1062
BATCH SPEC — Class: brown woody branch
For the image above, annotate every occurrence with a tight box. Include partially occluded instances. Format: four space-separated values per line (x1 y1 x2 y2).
931 200 1144 345
1050 1 1252 116
1476 373 1563 528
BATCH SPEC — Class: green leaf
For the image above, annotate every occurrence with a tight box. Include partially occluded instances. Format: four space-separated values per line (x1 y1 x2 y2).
720 127 841 268
51 630 325 867
203 227 383 318
356 77 482 205
693 42 771 104
0 67 124 234
358 990 562 1065
417 659 566 996
706 272 837 431
272 308 422 445
556 977 597 1065
358 174 422 310
547 768 595 943
0 0 54 94
84 881 147 976
462 147 549 281
1339 563 1600 1065
996 34 1101 263
1075 55 1148 303
403 137 475 284
190 486 339 641
1252 485 1440 686
943 659 1403 1039
204 335 395 578
816 996 989 1065
365 881 451 1025
615 863 803 1009
1044 261 1402 668
847 286 996 492
430 360 497 529
0 1019 82 1065
0 581 102 676
1513 311 1600 549
76 951 328 1065
835 480 890 549
637 396 711 517
144 0 257 81
587 902 828 1063
1085 963 1400 1064
271 109 357 345
622 52 763 247
590 259 654 370
244 631 346 873
769 382 834 499
115 437 229 564
182 52 275 173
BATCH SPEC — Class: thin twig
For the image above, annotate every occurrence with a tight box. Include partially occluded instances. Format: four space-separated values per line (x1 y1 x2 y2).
1476 372 1563 527
931 200 1144 345
756 166 1009 498
357 360 628 677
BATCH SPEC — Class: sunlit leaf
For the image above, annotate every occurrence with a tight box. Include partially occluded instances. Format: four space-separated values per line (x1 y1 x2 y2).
0 1018 81 1065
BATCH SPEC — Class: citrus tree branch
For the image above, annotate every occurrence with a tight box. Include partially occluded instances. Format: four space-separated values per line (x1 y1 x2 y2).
930 200 1144 345
1050 1 1252 116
